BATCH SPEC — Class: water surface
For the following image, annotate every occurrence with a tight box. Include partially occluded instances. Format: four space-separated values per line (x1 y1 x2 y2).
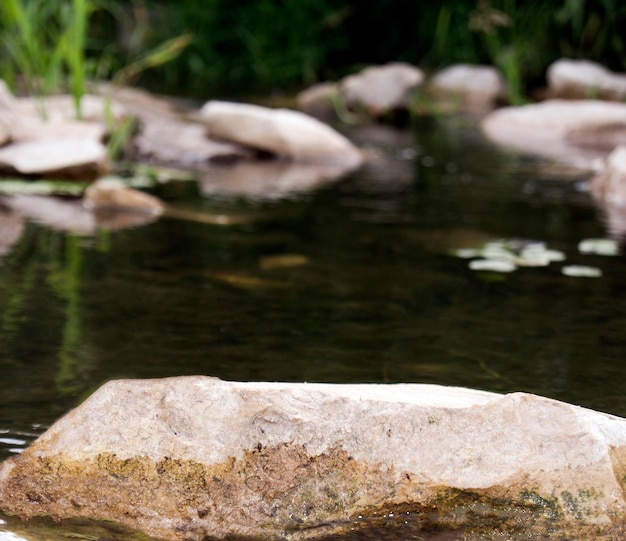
1 115 625 539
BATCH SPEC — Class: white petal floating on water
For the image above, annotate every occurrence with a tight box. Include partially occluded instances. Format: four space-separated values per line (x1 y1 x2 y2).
469 259 517 273
516 247 566 267
453 248 482 258
562 265 603 278
515 253 551 267
578 238 619 256
481 245 516 263
543 249 567 262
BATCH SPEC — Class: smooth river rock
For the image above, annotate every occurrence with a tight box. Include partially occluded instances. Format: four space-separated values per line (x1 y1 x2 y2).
340 62 424 116
426 64 506 110
481 99 626 169
200 101 363 167
547 58 626 101
1 376 625 540
0 139 108 178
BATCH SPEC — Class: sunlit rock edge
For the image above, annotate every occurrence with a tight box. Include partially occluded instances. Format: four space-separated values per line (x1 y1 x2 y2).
0 377 625 540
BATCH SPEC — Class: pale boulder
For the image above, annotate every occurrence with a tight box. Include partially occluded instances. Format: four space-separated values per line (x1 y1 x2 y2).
15 94 127 123
427 64 506 108
200 101 363 167
9 94 126 145
340 62 424 116
134 118 250 166
0 139 108 177
481 99 626 168
0 376 625 540
548 58 626 101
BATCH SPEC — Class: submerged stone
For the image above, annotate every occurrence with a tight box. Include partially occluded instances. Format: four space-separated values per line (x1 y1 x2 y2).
0 377 625 540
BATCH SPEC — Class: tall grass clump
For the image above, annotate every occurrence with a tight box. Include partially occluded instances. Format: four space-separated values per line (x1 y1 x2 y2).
0 0 190 119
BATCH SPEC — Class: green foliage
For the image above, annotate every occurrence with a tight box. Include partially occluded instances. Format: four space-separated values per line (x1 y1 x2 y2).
3 0 626 103
134 0 626 101
0 0 190 117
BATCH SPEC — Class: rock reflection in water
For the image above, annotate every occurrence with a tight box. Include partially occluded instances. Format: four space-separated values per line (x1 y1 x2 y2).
0 209 24 256
1 194 159 235
200 160 357 200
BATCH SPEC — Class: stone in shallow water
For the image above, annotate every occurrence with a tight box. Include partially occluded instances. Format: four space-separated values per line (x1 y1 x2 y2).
426 64 506 110
199 101 363 167
481 99 626 169
340 62 424 116
0 139 107 178
547 58 626 101
0 377 625 540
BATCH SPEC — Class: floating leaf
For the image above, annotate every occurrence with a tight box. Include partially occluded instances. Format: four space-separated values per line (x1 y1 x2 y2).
259 254 310 270
207 272 288 290
578 239 619 256
561 265 602 278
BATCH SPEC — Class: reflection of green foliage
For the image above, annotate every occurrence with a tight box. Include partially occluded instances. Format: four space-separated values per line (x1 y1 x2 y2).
0 225 93 398
51 235 87 396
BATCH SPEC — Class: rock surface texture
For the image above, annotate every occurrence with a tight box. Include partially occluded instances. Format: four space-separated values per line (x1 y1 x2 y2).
1 377 626 540
548 58 626 101
200 101 363 168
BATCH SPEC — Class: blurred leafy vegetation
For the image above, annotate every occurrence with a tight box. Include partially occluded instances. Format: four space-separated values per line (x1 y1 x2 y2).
133 0 626 97
1 0 626 99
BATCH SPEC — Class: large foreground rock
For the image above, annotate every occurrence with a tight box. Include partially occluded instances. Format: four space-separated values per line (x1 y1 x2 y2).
481 99 626 168
1 377 625 540
200 101 363 168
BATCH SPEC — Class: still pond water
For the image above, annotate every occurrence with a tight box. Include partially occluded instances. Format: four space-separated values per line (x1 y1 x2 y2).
1 115 625 539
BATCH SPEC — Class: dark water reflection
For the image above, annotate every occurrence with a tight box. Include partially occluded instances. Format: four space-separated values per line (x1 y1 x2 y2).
1 116 625 539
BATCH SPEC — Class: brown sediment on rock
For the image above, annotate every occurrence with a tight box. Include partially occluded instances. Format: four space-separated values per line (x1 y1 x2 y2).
0 444 402 540
2 444 626 541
